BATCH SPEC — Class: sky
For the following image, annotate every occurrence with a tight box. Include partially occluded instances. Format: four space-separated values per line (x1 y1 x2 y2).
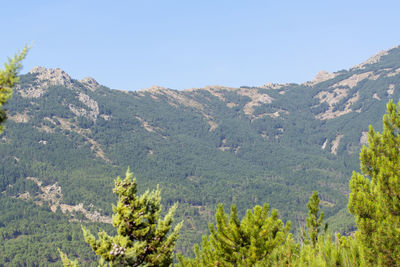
1 1 400 91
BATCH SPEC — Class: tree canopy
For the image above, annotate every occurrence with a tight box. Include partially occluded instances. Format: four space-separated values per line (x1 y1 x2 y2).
349 99 400 266
61 169 182 266
0 46 28 133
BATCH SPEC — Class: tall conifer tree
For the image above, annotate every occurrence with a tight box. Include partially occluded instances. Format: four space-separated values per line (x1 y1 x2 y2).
178 203 291 266
302 191 327 248
348 99 400 266
61 169 182 266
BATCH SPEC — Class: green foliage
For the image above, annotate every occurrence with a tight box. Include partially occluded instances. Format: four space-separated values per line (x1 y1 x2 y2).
59 249 79 267
349 99 400 266
285 234 362 267
0 196 101 266
302 191 327 248
4 46 400 263
178 203 291 266
0 46 28 133
62 169 182 266
256 192 363 266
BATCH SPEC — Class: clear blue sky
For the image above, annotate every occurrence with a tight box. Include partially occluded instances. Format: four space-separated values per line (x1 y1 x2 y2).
1 1 400 90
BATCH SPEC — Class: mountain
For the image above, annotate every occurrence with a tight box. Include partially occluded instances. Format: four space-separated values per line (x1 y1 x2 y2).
1 46 400 265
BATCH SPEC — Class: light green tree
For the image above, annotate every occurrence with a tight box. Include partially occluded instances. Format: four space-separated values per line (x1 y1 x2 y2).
0 46 28 133
61 169 182 266
348 99 400 266
267 192 362 266
178 203 291 266
302 191 327 248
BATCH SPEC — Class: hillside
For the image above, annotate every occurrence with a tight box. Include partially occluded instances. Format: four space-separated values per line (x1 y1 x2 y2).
1 46 400 265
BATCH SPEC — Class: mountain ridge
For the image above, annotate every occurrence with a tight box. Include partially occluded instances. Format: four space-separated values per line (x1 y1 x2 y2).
2 45 400 265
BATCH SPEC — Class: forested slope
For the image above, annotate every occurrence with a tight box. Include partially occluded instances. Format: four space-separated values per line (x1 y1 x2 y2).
1 46 400 265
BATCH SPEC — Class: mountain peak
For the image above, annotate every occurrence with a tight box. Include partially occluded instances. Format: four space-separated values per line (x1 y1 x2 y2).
351 45 400 70
80 77 100 91
309 70 338 85
140 85 168 93
29 66 73 88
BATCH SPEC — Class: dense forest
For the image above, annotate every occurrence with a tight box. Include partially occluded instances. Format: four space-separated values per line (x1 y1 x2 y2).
60 98 400 266
1 46 400 265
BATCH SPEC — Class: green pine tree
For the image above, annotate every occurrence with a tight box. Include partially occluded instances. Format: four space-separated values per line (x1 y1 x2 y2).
58 249 79 267
0 46 28 133
178 203 291 266
273 192 362 266
302 191 327 248
61 169 183 266
348 99 400 266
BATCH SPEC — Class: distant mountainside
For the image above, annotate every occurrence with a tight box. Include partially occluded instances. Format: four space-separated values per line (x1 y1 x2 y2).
1 46 400 265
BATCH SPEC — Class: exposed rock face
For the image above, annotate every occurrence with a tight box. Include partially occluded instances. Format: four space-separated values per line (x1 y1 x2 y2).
331 72 379 89
20 177 112 224
373 93 381 100
18 66 74 98
80 77 100 91
387 67 400 77
8 112 30 123
360 131 368 145
135 116 167 138
141 86 219 131
388 84 395 95
239 88 274 117
321 139 328 150
78 92 99 120
186 86 274 119
315 91 360 120
331 134 344 155
316 88 348 106
29 66 74 88
313 70 379 120
68 104 89 118
309 70 338 85
351 46 398 70
67 92 99 121
53 117 110 162
262 83 285 90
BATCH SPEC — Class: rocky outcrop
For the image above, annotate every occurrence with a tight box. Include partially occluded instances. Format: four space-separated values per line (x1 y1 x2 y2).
80 77 100 91
18 66 74 98
388 84 395 95
360 131 368 145
331 134 343 155
67 93 99 121
78 92 99 120
135 116 167 138
315 91 360 120
186 86 274 119
386 67 400 77
331 72 379 89
29 66 74 88
321 139 328 150
309 70 338 85
261 82 285 90
141 86 219 131
8 112 30 123
351 46 399 70
18 177 112 224
313 70 378 120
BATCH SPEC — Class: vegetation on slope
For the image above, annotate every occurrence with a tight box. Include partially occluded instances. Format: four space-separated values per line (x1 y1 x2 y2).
2 46 400 265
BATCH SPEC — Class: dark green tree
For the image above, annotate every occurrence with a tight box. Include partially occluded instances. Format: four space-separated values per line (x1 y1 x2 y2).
61 169 183 266
0 46 28 133
349 99 400 266
178 203 291 266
